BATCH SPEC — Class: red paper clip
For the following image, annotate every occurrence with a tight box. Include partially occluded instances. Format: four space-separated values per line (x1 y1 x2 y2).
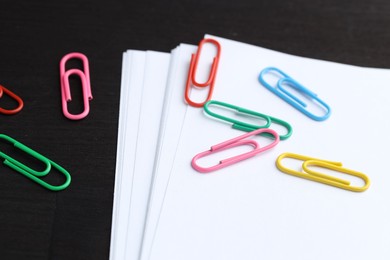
60 52 92 120
184 38 221 107
191 128 280 173
0 85 24 115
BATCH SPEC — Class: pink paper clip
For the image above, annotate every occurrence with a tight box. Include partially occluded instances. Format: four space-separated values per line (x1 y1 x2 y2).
60 52 92 120
191 128 280 173
184 38 221 107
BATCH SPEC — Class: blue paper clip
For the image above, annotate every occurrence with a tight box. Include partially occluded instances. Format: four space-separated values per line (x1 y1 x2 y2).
258 67 331 121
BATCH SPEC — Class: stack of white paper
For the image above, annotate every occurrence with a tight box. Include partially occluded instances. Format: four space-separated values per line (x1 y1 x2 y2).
110 35 390 260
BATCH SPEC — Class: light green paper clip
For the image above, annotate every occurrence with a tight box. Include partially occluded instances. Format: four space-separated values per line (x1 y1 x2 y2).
204 100 293 140
0 134 71 191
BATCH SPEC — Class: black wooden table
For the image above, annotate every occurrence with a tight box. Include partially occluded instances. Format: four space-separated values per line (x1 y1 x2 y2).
1 0 389 259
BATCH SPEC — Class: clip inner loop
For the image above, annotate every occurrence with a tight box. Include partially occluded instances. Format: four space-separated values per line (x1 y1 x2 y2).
60 52 92 120
276 152 370 192
192 128 280 173
259 67 331 121
4 158 71 191
185 39 221 107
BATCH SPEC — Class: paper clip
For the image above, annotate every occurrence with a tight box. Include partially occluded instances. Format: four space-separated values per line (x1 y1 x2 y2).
276 152 370 192
204 100 293 140
192 128 279 173
0 85 24 115
0 134 71 191
184 38 221 107
258 67 331 121
60 52 92 120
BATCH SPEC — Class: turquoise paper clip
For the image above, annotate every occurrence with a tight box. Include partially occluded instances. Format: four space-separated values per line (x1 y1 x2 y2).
0 134 71 191
204 100 293 140
258 67 331 121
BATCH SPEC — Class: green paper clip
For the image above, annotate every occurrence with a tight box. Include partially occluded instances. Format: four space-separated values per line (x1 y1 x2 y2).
0 134 71 191
0 134 52 176
204 100 271 129
204 100 293 140
234 115 293 140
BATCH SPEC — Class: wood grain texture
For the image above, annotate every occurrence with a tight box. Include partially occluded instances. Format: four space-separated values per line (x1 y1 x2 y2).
0 0 389 259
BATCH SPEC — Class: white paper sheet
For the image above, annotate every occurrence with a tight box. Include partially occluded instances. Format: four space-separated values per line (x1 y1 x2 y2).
147 35 390 260
123 51 171 260
139 44 197 260
110 51 146 260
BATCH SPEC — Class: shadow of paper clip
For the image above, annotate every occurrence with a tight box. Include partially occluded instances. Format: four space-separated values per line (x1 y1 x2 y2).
60 52 92 120
184 38 221 107
0 85 24 115
276 152 370 192
0 134 71 191
192 128 279 173
259 67 331 121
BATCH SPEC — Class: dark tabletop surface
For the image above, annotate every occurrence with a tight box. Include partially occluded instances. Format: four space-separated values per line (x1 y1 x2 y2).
0 0 389 259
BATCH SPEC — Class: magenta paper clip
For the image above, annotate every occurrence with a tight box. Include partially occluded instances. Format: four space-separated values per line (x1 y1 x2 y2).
191 128 280 173
60 52 92 120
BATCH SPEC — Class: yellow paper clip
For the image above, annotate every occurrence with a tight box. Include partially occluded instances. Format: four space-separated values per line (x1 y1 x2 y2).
276 153 370 192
